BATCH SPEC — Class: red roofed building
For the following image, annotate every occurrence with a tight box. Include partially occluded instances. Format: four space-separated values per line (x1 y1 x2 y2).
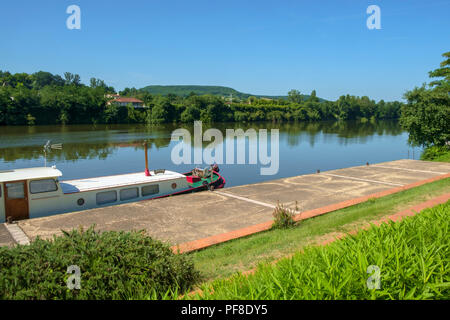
107 96 145 108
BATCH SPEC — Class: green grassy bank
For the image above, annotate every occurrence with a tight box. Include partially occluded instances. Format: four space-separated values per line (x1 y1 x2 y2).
189 178 450 280
189 201 450 300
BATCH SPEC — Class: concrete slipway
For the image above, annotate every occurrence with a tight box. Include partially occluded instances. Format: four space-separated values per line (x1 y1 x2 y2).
4 159 450 247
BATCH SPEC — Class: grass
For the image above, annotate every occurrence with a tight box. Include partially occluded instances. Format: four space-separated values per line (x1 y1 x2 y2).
188 178 450 280
189 201 450 300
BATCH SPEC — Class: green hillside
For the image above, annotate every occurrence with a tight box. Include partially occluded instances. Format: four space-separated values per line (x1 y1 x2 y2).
139 85 312 100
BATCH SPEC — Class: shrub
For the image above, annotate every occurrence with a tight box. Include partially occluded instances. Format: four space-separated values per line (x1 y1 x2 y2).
0 226 200 300
421 145 450 162
272 202 296 229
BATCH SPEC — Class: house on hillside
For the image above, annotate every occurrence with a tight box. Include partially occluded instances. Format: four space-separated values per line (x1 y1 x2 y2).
107 95 145 108
105 93 120 99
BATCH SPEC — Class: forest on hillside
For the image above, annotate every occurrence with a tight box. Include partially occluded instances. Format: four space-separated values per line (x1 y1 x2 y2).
0 70 402 126
139 85 300 100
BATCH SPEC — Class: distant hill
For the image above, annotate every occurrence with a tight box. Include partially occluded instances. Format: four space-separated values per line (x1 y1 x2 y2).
139 85 320 101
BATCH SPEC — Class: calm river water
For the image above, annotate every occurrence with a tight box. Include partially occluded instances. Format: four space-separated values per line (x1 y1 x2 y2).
0 121 421 187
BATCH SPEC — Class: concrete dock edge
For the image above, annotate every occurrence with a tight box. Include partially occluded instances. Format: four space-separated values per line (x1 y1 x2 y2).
172 172 450 253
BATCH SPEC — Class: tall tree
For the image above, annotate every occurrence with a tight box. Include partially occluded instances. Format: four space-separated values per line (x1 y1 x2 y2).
64 72 74 85
309 90 319 102
400 51 450 147
429 52 450 88
288 89 302 104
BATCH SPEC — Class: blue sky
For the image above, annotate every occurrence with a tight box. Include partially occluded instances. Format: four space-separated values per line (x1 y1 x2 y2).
1 0 449 101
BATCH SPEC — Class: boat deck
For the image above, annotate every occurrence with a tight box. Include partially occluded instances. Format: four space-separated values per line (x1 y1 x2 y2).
60 170 185 194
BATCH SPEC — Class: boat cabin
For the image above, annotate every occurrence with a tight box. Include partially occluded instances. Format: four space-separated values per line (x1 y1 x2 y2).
0 167 62 222
0 167 190 222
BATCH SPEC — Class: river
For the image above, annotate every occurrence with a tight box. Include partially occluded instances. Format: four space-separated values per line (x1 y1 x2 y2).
0 120 421 187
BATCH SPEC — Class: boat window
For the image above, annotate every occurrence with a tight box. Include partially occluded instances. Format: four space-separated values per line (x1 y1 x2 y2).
0 185 2 198
96 190 117 205
30 179 58 194
120 187 139 201
142 184 159 196
5 182 25 199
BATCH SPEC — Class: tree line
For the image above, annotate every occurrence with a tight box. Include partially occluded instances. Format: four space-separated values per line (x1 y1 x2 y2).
0 70 402 126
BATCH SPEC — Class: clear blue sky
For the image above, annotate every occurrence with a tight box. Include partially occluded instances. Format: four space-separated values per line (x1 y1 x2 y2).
1 0 449 101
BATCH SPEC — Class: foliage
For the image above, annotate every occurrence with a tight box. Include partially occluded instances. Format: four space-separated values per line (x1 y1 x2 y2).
0 227 200 300
288 89 304 103
400 52 450 147
272 202 296 229
0 70 402 126
0 71 112 125
421 145 450 162
191 201 450 300
139 85 291 100
147 96 176 124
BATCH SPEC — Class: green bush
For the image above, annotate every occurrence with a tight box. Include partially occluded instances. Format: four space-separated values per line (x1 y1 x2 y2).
421 145 450 162
0 227 200 300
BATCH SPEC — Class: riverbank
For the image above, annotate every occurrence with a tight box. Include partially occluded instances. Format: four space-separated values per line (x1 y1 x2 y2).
3 189 448 299
10 159 450 247
186 199 449 300
187 178 450 280
1 164 449 299
0 70 402 125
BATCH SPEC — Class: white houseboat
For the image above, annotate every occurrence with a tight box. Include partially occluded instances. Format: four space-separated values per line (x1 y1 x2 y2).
0 165 225 223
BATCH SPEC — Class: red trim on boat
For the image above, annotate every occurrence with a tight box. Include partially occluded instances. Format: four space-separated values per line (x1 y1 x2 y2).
139 170 226 202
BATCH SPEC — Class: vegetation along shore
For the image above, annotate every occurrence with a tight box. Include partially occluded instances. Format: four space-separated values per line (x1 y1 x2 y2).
0 71 402 126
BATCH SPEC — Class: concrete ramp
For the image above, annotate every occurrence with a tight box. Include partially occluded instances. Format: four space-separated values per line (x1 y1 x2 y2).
16 160 450 246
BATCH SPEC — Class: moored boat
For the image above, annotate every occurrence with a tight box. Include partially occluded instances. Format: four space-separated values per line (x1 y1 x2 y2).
0 165 225 222
0 143 225 222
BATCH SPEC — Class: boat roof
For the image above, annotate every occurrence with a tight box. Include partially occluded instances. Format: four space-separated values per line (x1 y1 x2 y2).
0 167 63 183
60 170 185 194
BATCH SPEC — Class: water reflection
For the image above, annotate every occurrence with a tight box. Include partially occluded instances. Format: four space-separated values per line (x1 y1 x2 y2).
0 120 403 162
0 120 417 187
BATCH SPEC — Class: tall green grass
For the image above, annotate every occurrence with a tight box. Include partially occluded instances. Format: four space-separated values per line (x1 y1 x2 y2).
189 201 450 300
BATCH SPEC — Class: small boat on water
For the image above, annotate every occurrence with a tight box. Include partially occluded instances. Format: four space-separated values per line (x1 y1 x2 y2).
0 143 225 222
